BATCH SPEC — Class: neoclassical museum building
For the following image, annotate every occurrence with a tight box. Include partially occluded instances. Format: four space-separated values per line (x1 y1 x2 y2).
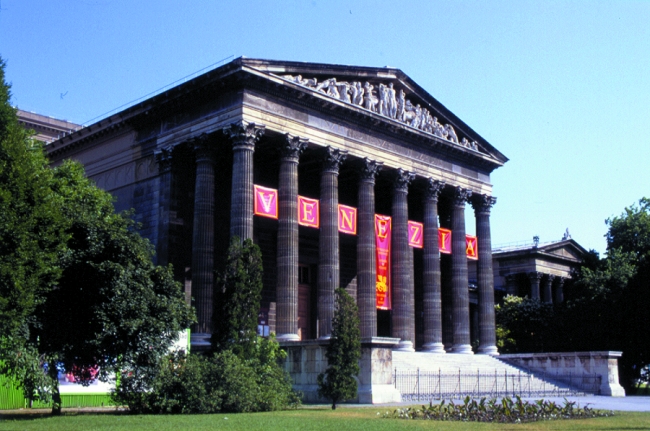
47 58 515 401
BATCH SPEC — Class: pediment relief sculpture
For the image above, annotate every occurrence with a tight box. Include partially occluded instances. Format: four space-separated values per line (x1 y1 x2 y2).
279 74 480 152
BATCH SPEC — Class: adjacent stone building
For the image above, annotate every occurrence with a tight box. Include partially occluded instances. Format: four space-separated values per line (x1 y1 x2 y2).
46 58 510 401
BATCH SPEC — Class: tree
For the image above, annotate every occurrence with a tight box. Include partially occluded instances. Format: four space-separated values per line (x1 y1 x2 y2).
318 288 361 409
0 57 194 413
0 57 68 406
495 295 554 353
211 237 263 358
561 198 650 390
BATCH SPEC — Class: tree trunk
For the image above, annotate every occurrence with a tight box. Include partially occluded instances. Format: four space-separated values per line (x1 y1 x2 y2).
48 360 62 415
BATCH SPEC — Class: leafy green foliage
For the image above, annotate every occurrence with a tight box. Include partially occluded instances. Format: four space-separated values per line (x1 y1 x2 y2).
0 57 194 413
384 396 613 423
495 295 554 353
318 288 361 410
211 237 263 358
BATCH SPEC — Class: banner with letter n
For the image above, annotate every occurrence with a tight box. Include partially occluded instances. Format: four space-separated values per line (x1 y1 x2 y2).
298 195 319 228
438 228 452 254
253 185 278 219
375 214 392 310
466 235 478 259
338 204 357 234
407 221 424 248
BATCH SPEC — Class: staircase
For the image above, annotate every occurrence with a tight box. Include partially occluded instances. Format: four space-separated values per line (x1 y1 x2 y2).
392 351 594 400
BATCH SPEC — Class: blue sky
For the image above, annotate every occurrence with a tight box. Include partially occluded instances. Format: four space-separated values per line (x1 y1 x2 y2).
1 0 648 254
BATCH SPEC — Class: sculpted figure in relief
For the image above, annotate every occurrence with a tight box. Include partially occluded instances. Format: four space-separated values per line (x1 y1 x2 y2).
411 104 422 129
444 124 459 143
396 89 405 121
326 78 340 99
363 82 378 112
350 81 364 105
378 83 388 116
337 81 351 103
387 83 397 119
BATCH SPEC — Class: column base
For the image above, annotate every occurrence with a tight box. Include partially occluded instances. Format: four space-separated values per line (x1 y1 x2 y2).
451 344 474 354
394 340 415 352
421 342 446 354
478 345 499 356
276 333 300 342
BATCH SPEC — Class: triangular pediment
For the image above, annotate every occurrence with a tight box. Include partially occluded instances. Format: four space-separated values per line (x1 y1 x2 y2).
537 239 588 262
238 58 508 165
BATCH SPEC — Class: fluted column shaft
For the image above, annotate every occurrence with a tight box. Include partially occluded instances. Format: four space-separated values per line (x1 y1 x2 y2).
191 136 216 334
472 194 498 355
505 274 518 296
276 135 307 341
223 122 265 242
318 147 347 339
357 158 382 339
392 169 415 351
154 146 173 266
451 187 473 354
555 277 565 303
422 179 445 353
543 275 555 304
529 272 542 300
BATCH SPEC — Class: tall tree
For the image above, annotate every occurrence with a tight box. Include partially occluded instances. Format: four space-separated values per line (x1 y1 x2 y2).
211 237 264 358
0 57 194 413
318 288 361 410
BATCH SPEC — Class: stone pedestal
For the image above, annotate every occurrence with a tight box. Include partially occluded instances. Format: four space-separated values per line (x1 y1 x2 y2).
280 337 401 404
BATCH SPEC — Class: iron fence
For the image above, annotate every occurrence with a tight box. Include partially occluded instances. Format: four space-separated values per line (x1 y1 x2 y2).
394 368 602 402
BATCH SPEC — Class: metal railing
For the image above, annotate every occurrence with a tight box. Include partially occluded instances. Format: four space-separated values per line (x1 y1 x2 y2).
394 368 601 402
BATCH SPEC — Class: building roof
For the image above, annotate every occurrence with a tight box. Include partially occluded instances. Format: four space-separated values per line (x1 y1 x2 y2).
17 109 81 144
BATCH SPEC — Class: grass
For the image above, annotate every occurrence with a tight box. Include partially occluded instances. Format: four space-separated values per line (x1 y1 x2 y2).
1 407 649 431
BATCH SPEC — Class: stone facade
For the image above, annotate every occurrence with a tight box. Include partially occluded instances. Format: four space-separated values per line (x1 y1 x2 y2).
46 58 509 402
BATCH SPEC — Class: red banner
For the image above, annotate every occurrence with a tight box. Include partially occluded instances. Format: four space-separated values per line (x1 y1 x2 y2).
338 204 357 235
439 228 452 254
253 185 278 219
408 221 424 248
298 196 319 228
375 215 392 310
466 235 478 260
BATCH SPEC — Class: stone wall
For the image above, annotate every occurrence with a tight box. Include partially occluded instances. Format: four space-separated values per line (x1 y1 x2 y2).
500 351 625 397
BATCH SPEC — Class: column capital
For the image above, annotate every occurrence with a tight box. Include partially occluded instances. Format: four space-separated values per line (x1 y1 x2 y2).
321 146 347 174
223 121 265 151
556 276 566 286
358 157 383 183
154 145 174 173
281 134 308 161
189 133 214 162
425 178 446 201
528 271 543 281
471 194 497 214
393 168 415 193
452 186 472 206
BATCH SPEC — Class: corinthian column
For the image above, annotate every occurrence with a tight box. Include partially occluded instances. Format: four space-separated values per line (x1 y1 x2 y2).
318 147 347 339
357 158 382 339
554 277 565 304
191 135 216 335
223 122 265 242
154 146 173 267
528 271 542 300
392 169 415 351
451 186 473 354
422 178 446 353
276 135 308 341
543 275 555 304
472 194 499 355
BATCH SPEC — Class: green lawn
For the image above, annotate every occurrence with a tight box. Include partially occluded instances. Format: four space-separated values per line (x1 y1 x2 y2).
1 407 649 431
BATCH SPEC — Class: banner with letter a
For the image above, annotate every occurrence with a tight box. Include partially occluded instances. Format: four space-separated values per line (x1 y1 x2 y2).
465 235 478 260
253 185 278 219
375 214 392 310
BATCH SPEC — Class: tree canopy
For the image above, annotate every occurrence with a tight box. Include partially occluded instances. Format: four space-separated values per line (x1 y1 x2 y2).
0 56 193 413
